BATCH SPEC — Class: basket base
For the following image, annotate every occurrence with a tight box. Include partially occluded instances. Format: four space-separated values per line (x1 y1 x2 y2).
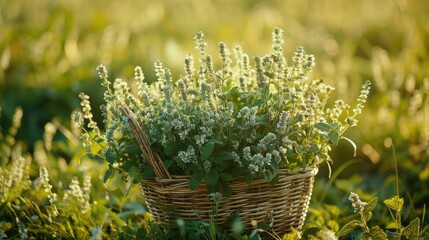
141 167 318 233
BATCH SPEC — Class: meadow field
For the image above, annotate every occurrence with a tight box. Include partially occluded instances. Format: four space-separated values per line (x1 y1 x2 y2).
1 0 428 239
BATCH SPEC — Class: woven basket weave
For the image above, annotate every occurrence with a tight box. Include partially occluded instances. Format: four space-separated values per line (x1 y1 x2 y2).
121 105 317 233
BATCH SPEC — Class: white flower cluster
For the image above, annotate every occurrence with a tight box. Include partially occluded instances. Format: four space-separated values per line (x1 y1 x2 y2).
243 147 273 175
39 167 59 216
64 176 92 214
178 146 197 165
349 192 368 213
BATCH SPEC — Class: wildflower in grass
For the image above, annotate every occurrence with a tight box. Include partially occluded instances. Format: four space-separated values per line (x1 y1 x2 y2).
43 122 57 151
83 175 92 203
408 90 423 115
353 80 371 115
73 111 84 128
39 167 59 216
34 142 49 167
66 177 91 214
349 192 367 213
316 228 338 240
91 226 102 240
0 168 6 201
9 106 23 137
16 217 28 239
78 93 98 131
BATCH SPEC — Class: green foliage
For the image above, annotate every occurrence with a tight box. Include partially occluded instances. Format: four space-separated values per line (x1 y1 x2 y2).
0 107 149 239
76 28 369 194
1 0 429 238
338 192 429 239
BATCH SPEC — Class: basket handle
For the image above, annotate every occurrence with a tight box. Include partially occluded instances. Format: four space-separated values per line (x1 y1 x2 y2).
120 105 171 180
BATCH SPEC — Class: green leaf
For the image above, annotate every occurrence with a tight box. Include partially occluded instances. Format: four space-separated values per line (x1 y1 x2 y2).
384 196 404 212
271 159 279 171
189 170 204 190
205 171 219 189
220 172 234 181
105 149 116 165
164 144 173 156
100 206 127 227
386 222 401 230
253 98 265 107
220 182 232 197
270 173 279 185
201 142 215 161
0 202 7 215
104 170 122 191
296 145 304 154
90 141 103 155
123 143 140 154
125 166 142 196
103 168 114 183
328 131 339 145
226 86 238 100
163 160 173 170
363 197 378 222
315 122 331 132
129 166 142 183
338 220 361 237
421 224 429 238
307 144 319 153
142 166 154 178
264 71 275 79
213 152 236 164
256 113 270 125
341 136 357 157
244 173 253 183
403 218 420 239
263 170 274 181
361 226 388 240
364 197 378 213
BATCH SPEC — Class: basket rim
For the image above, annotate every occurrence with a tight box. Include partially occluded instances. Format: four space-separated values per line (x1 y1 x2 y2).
141 165 318 185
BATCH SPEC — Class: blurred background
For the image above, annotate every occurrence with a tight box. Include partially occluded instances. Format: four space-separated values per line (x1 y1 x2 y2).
1 0 428 230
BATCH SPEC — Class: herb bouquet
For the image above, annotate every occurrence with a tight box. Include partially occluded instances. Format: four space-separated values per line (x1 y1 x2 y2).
76 28 370 233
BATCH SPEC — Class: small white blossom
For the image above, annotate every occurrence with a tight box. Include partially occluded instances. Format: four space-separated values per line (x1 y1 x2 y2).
178 146 197 164
195 134 207 147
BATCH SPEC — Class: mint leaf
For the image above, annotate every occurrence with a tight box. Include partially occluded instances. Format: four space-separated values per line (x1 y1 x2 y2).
189 170 204 190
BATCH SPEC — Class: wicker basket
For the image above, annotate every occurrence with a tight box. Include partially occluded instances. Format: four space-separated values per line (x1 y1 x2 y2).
121 105 318 233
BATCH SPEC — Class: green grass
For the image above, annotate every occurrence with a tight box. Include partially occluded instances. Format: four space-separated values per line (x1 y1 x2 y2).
1 0 428 238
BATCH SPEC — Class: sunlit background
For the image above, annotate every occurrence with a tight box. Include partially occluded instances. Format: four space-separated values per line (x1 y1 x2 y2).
1 0 428 237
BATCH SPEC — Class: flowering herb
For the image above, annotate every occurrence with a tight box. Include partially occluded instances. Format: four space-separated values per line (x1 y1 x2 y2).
76 28 370 193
